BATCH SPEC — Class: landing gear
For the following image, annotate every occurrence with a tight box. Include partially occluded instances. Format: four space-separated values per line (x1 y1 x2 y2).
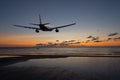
55 29 59 32
35 29 39 33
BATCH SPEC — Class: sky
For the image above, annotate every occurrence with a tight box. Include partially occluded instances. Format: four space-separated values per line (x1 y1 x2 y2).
0 0 120 47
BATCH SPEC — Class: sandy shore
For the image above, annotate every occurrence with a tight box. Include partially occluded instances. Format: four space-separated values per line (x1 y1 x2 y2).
1 53 120 67
0 66 98 80
0 55 68 67
0 54 120 80
0 55 99 80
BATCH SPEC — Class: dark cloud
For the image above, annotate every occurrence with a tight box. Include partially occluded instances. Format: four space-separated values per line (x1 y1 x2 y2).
61 41 68 44
63 41 67 42
56 40 59 42
94 40 103 42
77 42 80 43
87 35 100 41
87 36 93 38
91 37 99 41
66 40 80 44
113 37 120 40
75 42 80 44
106 38 112 41
108 33 119 36
69 42 80 44
68 40 76 42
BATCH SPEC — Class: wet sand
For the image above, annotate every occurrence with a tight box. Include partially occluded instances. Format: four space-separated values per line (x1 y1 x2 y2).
0 54 120 80
0 66 98 80
1 53 120 66
0 55 68 67
0 54 97 80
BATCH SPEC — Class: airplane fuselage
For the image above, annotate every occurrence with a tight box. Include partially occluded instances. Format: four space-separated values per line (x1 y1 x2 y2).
39 25 53 31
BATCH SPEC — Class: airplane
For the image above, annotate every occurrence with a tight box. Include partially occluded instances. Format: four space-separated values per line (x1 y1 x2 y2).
14 15 76 33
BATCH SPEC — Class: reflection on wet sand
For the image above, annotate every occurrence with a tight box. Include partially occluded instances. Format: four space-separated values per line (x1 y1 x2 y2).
0 55 68 67
0 55 98 80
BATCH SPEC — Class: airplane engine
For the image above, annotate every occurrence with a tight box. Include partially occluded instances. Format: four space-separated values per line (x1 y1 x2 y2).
35 29 39 33
55 29 59 32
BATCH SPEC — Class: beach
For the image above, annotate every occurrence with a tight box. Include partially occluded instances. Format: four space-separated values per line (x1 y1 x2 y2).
0 54 100 80
1 53 120 80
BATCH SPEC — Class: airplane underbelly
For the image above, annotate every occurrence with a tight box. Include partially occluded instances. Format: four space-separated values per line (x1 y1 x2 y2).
41 27 52 31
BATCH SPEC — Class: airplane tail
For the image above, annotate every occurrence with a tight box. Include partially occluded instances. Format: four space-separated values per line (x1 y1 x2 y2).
39 14 42 24
39 14 50 25
30 14 50 27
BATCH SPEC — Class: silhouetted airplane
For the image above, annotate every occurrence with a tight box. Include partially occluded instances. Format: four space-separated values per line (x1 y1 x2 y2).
14 15 76 33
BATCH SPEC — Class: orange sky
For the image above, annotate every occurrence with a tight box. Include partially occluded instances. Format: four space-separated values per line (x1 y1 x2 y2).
0 34 120 47
0 38 120 47
0 41 120 47
81 41 120 47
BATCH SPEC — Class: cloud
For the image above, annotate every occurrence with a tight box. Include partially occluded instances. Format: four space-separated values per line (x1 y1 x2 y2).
86 36 101 43
87 35 99 40
108 32 119 36
56 40 59 42
94 40 103 42
74 42 80 44
91 37 99 41
113 37 120 40
87 36 93 38
61 41 68 44
69 42 80 44
106 38 112 41
68 40 76 42
75 42 80 44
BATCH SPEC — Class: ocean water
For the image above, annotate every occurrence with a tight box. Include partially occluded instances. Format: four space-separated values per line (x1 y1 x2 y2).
0 47 120 55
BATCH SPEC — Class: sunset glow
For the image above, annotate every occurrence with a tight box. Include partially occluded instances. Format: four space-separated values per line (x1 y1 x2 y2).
0 0 120 47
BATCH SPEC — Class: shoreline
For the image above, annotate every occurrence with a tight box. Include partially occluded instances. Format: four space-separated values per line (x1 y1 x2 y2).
0 53 120 67
0 55 68 67
1 53 120 58
0 54 99 80
0 54 120 80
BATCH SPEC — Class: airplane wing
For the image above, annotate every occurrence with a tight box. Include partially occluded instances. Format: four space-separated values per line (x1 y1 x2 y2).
14 25 39 29
29 23 39 26
51 23 76 29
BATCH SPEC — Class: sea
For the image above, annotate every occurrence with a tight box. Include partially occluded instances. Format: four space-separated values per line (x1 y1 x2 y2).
1 47 120 80
0 47 120 55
